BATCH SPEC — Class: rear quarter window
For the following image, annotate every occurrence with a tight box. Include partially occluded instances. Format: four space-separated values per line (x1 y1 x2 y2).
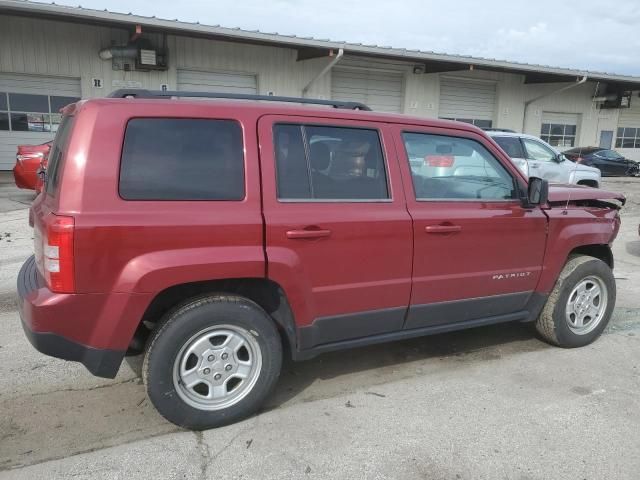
119 118 244 200
45 115 75 196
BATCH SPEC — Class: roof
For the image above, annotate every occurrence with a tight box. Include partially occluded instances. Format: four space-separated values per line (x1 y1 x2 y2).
2 0 640 88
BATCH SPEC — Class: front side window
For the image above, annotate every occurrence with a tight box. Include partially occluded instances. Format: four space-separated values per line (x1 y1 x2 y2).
615 127 640 148
402 132 516 201
523 139 557 162
493 136 525 158
541 123 576 147
119 118 244 201
274 124 389 200
599 149 624 160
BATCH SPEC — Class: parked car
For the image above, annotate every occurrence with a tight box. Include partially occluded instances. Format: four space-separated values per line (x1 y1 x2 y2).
563 147 640 177
487 132 602 187
12 141 52 192
18 90 625 430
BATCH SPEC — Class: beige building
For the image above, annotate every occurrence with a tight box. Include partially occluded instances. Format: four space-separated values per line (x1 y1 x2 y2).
1 0 640 170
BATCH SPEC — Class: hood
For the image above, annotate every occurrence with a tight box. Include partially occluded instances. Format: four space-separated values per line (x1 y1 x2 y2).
548 183 625 206
568 162 600 174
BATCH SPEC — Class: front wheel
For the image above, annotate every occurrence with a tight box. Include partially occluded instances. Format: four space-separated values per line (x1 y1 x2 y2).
535 256 616 348
143 295 282 430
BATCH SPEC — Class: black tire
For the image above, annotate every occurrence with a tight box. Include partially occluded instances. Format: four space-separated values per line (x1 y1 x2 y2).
143 294 282 430
535 256 615 348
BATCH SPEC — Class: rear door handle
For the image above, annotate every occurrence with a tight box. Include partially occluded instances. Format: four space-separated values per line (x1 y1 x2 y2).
425 224 462 234
286 229 332 239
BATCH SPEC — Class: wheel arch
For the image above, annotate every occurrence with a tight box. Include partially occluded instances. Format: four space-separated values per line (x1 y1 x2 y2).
130 278 298 357
569 244 613 269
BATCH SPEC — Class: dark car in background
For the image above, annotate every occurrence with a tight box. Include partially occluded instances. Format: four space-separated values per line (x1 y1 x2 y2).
563 147 639 177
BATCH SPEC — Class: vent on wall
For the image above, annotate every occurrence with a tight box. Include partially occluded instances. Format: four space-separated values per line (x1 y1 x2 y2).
99 30 168 72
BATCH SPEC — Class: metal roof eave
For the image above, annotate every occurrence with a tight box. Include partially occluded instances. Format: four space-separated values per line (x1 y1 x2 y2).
2 0 640 88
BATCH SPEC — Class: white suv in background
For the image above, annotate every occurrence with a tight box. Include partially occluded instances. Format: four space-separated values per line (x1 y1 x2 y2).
486 131 602 187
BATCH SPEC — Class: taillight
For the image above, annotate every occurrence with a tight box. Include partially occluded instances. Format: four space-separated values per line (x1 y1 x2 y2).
42 215 75 293
425 155 455 167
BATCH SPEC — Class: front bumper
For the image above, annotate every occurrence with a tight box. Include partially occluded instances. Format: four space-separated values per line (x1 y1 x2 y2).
17 255 125 378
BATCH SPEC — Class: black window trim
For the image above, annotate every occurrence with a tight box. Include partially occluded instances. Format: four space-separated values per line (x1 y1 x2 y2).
401 129 520 203
117 116 247 202
273 122 393 203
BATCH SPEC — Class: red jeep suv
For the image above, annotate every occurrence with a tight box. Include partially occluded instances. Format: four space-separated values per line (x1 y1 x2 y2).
17 90 625 430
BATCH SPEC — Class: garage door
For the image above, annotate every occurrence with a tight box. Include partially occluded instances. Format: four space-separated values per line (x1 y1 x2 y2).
540 112 580 148
177 69 257 95
0 73 81 171
331 68 404 113
439 78 496 128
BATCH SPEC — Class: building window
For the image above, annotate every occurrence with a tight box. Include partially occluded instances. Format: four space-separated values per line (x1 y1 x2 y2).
441 118 493 129
615 127 640 148
0 92 79 133
540 123 576 147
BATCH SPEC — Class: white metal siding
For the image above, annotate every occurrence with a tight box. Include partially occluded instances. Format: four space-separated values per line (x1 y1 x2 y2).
618 102 640 128
331 68 404 113
439 78 496 121
0 73 81 170
177 69 257 94
541 112 579 126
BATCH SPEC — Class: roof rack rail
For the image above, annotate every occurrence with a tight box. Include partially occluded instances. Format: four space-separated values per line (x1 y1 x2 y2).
107 89 372 111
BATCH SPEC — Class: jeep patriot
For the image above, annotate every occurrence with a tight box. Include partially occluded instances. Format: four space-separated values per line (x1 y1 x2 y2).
17 90 625 429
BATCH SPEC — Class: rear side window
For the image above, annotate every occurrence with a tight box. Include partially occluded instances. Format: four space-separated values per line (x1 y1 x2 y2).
119 118 244 200
274 124 389 200
493 136 525 159
45 115 75 195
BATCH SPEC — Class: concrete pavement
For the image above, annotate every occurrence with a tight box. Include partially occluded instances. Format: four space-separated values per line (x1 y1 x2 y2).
1 176 639 479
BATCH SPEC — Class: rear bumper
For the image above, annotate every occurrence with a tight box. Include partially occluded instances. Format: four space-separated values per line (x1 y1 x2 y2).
17 255 134 378
20 317 124 378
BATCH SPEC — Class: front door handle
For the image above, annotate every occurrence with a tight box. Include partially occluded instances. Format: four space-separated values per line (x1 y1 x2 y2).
425 224 462 234
286 229 332 239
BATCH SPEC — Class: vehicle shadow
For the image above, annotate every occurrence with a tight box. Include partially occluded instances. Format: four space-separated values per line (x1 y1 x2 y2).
625 240 640 257
263 321 547 411
1 322 546 470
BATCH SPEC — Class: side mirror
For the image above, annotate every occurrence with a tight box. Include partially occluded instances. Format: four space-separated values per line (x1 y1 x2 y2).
555 153 565 162
525 177 549 207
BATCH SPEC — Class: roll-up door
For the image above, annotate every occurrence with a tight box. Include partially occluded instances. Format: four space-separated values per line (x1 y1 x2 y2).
439 78 496 128
331 68 404 113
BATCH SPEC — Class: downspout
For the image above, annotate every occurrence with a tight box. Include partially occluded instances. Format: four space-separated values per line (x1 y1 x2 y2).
521 75 588 132
302 48 344 97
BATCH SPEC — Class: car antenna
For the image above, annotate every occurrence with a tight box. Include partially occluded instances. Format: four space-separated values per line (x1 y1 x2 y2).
564 81 600 212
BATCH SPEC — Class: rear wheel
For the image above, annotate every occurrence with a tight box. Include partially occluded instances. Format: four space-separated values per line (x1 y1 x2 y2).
143 294 282 430
535 256 615 348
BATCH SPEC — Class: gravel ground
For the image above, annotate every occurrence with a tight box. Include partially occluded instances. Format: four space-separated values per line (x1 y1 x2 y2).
1 173 639 480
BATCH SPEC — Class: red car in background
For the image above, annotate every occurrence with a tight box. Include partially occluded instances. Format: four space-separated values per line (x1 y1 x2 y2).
13 141 52 192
